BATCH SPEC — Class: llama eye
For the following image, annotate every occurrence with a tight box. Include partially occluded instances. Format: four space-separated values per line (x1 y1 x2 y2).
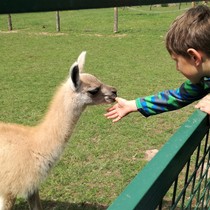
88 87 100 95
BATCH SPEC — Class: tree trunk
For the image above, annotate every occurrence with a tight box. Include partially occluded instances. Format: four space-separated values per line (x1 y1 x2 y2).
56 11 60 32
8 14 12 31
114 7 118 33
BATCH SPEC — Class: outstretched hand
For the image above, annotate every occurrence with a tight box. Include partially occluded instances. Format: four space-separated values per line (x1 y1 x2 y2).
195 94 210 114
104 97 138 122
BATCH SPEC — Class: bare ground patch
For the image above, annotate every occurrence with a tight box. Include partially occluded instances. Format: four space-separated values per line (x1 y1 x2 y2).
29 32 67 36
0 30 67 36
81 33 127 38
0 30 18 34
144 149 159 161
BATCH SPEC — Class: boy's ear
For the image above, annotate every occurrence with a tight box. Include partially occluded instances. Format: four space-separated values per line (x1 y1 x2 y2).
187 48 202 66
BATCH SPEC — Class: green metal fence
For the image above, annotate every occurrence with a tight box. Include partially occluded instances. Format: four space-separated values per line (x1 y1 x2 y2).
1 1 210 209
108 110 210 210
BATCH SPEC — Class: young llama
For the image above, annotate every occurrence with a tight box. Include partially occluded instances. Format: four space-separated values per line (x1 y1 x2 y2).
0 51 117 210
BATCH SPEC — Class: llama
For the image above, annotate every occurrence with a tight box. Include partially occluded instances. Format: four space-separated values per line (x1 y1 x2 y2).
0 51 117 210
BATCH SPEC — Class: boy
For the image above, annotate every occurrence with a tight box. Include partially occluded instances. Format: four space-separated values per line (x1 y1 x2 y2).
105 5 210 122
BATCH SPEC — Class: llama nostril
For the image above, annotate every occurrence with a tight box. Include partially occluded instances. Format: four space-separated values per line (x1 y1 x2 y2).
112 89 117 96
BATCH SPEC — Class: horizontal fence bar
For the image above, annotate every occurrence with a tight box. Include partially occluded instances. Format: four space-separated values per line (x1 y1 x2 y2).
108 110 209 210
0 0 193 14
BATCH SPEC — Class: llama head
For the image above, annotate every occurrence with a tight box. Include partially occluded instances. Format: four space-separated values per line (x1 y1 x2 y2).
68 51 117 105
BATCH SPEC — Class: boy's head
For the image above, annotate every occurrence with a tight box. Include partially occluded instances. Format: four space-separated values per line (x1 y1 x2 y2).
166 5 210 59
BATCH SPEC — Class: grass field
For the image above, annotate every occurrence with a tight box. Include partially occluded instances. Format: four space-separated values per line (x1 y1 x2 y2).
0 3 200 209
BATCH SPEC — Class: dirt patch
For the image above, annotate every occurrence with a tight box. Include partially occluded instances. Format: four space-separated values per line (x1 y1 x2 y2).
0 30 18 34
144 149 159 161
0 30 67 36
31 32 67 36
82 33 127 38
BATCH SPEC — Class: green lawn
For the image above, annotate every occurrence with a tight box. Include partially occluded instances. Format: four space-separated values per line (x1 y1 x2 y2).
0 4 199 209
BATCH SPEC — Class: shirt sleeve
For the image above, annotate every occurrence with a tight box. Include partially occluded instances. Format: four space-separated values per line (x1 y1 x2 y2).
135 80 207 117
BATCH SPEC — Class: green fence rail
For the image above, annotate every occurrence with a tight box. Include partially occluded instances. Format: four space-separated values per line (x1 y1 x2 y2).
108 110 210 210
0 0 193 14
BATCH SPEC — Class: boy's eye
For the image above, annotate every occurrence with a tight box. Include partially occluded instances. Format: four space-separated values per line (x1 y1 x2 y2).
88 87 100 95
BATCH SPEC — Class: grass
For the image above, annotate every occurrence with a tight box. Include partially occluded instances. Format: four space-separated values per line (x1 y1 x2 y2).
0 3 200 209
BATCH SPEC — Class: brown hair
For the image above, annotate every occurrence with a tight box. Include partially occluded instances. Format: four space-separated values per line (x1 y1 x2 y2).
166 5 210 58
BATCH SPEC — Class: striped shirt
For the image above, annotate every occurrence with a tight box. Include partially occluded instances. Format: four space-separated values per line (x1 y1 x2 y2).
135 77 210 117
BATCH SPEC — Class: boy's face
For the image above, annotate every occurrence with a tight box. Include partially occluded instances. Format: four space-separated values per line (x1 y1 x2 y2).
171 53 202 84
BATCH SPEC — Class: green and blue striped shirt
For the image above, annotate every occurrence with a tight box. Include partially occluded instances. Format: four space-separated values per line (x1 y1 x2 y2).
136 77 210 117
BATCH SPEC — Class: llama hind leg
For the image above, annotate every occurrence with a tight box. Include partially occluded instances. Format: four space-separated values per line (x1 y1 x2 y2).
27 190 42 210
0 194 16 210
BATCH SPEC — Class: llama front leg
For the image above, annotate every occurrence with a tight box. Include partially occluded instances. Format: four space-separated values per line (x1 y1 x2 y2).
27 190 42 210
0 194 16 210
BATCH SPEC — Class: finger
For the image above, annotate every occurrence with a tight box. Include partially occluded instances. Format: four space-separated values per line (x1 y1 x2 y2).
195 104 200 108
195 101 207 108
115 97 125 104
112 116 122 123
204 95 210 100
199 107 208 113
107 113 119 119
106 107 115 112
115 97 119 102
106 105 118 112
199 107 210 114
195 104 210 114
104 110 117 117
195 104 204 109
195 104 205 109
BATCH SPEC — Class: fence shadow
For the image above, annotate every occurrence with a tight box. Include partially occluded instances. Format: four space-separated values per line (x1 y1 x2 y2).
14 199 108 210
160 200 209 210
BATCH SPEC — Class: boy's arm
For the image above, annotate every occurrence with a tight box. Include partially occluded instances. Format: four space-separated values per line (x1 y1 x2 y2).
105 79 208 122
136 80 206 117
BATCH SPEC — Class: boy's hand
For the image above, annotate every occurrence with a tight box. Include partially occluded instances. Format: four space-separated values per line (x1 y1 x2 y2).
195 94 210 114
104 97 138 122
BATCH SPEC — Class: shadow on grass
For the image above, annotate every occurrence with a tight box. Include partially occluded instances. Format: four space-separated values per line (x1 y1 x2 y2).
14 198 209 210
14 200 108 210
160 200 208 210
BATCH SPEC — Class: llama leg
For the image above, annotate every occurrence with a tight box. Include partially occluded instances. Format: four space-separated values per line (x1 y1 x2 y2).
27 190 42 210
0 194 16 210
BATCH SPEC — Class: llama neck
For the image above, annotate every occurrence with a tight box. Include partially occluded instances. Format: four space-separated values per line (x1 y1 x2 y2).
37 82 86 148
29 82 86 180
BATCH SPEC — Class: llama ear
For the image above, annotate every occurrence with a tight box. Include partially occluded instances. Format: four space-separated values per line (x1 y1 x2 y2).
69 62 80 91
77 51 86 73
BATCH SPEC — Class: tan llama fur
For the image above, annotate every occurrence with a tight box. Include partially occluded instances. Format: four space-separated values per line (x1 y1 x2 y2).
0 51 117 210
